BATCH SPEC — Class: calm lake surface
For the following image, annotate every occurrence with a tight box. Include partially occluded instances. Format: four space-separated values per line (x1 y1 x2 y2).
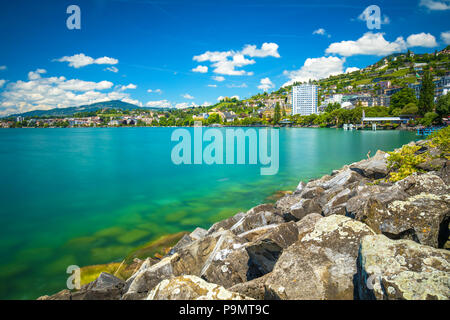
0 127 418 299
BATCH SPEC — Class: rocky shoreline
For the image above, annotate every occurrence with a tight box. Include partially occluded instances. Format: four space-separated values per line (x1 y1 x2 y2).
39 129 450 300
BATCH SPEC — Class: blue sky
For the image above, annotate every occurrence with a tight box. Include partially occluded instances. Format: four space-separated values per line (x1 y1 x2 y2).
0 0 449 116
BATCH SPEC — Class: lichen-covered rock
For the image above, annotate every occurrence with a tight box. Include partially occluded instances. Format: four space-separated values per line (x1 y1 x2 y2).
229 274 270 300
320 169 363 190
252 221 299 249
289 198 322 220
395 172 448 196
299 186 325 199
38 289 72 300
296 213 323 239
207 212 245 235
229 210 285 235
199 232 249 288
147 275 253 300
356 234 450 300
350 150 389 179
362 193 449 248
237 224 280 242
275 193 303 217
295 181 306 194
264 215 375 300
190 227 208 240
123 230 239 299
322 188 354 216
72 272 125 300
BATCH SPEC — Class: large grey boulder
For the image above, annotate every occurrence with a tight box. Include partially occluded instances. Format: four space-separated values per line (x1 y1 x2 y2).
229 210 285 235
147 275 253 300
208 212 245 235
289 198 322 220
229 274 270 300
264 215 375 300
296 213 323 239
350 150 389 179
364 193 449 248
72 272 125 300
395 172 448 196
355 234 450 300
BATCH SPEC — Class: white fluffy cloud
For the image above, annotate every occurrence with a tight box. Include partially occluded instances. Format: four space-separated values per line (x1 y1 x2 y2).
283 56 355 86
420 0 450 10
326 32 407 57
55 53 119 68
192 65 208 73
0 69 139 116
193 43 279 76
406 32 438 47
148 88 162 94
146 100 172 108
119 83 137 91
258 78 275 91
207 84 217 88
213 76 225 82
441 31 450 44
0 80 5 88
241 43 280 58
182 93 195 99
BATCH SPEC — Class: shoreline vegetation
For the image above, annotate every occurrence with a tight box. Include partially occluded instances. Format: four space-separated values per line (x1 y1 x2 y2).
39 127 450 300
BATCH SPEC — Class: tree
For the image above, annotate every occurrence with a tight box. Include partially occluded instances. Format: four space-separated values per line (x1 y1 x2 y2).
389 88 417 114
273 103 281 125
419 112 438 127
400 103 419 115
325 102 341 113
418 71 435 116
435 93 450 118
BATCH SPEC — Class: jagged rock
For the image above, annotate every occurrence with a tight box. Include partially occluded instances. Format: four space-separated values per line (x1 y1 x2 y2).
229 210 285 235
122 254 181 300
238 224 280 242
208 212 245 235
322 188 354 216
296 213 323 239
252 221 299 249
199 232 249 288
395 172 448 196
289 198 322 220
355 235 450 300
247 203 277 215
320 169 363 190
417 158 447 172
229 274 270 300
72 272 125 300
170 234 194 254
245 240 283 279
362 193 450 248
350 150 389 179
123 230 236 299
300 186 325 199
147 275 253 300
38 289 72 300
295 181 306 194
275 193 303 217
264 215 375 300
190 227 208 240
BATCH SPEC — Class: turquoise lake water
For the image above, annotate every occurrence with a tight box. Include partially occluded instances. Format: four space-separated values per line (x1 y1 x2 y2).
0 127 418 299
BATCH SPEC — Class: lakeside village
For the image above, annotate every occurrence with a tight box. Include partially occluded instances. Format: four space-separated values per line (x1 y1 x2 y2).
2 48 450 131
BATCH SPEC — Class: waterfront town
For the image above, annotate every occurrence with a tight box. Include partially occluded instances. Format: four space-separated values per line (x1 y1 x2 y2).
2 48 450 129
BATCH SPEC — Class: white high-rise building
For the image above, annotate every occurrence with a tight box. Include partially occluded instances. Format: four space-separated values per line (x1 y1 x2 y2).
292 84 318 116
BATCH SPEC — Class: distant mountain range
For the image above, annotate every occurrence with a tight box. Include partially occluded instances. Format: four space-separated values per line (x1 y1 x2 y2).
6 100 170 118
